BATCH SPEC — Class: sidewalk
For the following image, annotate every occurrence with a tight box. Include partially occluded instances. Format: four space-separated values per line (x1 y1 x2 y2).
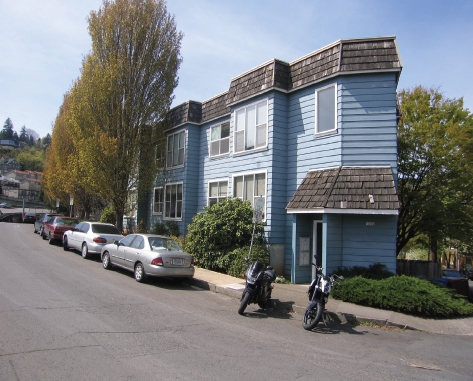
186 267 473 336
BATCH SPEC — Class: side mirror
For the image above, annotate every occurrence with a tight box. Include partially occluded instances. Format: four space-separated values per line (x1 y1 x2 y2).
339 276 344 281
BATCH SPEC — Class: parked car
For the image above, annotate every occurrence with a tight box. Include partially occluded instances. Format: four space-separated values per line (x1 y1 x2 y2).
43 216 79 244
34 213 60 236
63 222 124 259
468 269 473 281
441 269 465 279
0 202 13 208
22 212 37 223
101 234 195 282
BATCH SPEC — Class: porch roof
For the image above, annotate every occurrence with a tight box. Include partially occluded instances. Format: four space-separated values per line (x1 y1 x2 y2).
286 167 400 214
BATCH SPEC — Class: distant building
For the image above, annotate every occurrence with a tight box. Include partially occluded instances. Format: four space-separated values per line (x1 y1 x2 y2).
1 169 42 201
0 157 20 175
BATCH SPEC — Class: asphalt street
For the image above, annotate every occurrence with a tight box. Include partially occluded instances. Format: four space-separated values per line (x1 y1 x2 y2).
1 222 472 381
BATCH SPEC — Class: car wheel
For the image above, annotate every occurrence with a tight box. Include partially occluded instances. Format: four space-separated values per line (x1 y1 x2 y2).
102 251 112 269
33 226 37 233
81 244 89 259
48 234 54 245
134 262 146 283
63 236 69 251
41 228 46 240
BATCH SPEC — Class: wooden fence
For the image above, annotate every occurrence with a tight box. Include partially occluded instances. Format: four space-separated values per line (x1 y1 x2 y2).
396 260 441 279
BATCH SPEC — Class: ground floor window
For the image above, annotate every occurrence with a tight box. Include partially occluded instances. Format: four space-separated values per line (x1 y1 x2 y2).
208 180 228 206
153 187 163 214
164 183 183 219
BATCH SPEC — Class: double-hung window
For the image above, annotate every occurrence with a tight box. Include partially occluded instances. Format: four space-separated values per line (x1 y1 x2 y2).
166 130 185 168
164 183 183 219
153 187 163 214
315 84 337 134
208 180 228 206
234 100 267 153
210 122 230 157
233 172 266 217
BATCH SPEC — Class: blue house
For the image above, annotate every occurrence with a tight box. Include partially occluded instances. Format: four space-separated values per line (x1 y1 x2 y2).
139 36 402 283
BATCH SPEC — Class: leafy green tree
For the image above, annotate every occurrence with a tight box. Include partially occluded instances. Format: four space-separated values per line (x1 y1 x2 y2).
19 126 28 143
63 0 182 230
1 118 14 139
184 198 264 271
397 86 473 261
16 147 45 171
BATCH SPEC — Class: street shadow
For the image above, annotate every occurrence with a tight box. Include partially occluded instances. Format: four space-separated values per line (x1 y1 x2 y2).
238 300 294 320
302 313 367 335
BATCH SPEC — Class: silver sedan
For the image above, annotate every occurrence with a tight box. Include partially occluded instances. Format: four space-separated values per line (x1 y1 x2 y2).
63 222 124 259
100 234 195 282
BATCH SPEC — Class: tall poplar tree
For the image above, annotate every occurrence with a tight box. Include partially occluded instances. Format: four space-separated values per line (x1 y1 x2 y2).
71 0 182 229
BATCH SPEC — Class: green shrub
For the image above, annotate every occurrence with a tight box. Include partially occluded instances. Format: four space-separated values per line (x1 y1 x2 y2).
331 275 473 318
220 244 270 278
184 198 263 271
100 205 115 224
335 263 394 280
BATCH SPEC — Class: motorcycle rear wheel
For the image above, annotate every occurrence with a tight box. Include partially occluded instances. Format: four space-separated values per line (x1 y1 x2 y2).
302 302 323 330
238 292 251 315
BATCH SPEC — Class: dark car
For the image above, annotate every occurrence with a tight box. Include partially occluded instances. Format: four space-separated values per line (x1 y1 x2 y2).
468 268 473 281
34 213 60 236
43 216 79 244
22 212 37 223
0 202 13 209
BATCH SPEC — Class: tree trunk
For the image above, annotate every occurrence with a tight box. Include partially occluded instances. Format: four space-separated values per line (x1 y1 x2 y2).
429 235 438 263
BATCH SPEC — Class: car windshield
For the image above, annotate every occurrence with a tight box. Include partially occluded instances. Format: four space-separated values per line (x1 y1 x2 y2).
148 237 183 252
91 224 121 234
56 218 77 226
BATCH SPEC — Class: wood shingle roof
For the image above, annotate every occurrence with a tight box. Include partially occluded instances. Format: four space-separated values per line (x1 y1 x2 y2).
286 167 399 212
164 36 401 130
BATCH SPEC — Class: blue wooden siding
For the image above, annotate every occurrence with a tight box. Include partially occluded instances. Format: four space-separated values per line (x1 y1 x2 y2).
340 73 398 174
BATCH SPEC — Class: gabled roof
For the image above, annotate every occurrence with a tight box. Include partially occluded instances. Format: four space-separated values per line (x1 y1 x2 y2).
164 36 402 130
286 167 399 214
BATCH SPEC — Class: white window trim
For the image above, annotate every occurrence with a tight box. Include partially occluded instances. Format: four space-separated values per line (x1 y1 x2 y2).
163 182 183 221
153 187 163 215
207 178 229 206
166 129 186 169
232 169 267 221
314 83 337 135
209 121 230 158
233 99 268 154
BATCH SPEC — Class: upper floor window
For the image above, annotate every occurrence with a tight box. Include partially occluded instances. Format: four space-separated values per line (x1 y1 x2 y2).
153 187 163 215
208 180 228 206
210 122 230 157
166 130 185 168
164 182 182 220
233 172 266 218
234 100 267 153
315 84 337 134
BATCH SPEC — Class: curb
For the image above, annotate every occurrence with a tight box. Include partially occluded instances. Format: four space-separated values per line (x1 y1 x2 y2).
184 277 417 330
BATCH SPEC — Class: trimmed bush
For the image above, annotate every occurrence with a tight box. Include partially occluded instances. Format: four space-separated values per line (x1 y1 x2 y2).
219 244 270 278
331 275 473 318
184 198 263 271
151 221 180 237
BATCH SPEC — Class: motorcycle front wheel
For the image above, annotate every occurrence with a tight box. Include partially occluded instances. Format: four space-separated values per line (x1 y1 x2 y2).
238 292 251 315
302 302 323 330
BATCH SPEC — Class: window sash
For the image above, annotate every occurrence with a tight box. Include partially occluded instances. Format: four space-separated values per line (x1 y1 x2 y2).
208 181 228 206
165 183 182 219
210 122 230 157
166 131 185 167
316 85 336 133
233 173 266 214
234 101 267 153
153 188 163 214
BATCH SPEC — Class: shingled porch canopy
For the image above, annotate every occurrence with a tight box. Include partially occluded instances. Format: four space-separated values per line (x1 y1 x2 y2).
286 167 399 215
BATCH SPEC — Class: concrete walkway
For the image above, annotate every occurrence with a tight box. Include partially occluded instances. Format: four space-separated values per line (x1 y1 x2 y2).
185 267 473 336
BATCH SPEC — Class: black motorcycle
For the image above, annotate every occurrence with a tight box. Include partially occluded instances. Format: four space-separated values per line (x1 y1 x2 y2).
302 255 344 330
238 258 276 315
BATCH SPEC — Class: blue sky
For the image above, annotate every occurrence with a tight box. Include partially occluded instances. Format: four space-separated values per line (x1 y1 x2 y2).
1 0 472 139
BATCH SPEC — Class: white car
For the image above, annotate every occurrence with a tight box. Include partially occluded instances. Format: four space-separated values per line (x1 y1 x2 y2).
101 234 195 282
63 222 124 259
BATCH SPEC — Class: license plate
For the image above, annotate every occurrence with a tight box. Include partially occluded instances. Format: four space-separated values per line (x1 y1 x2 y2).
171 258 184 266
